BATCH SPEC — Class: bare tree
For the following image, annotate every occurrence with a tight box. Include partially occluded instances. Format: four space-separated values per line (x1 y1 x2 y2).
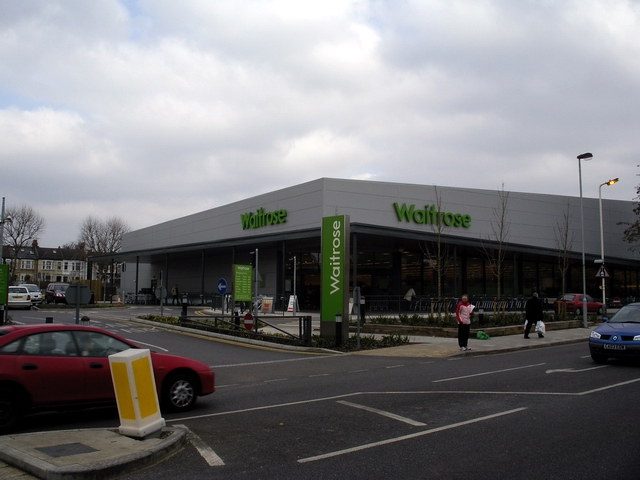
79 216 130 282
419 186 450 301
620 181 640 251
553 201 575 298
4 205 45 282
482 183 511 299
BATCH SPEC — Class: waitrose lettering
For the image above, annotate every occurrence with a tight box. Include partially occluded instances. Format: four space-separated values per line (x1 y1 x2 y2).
393 203 471 228
240 208 287 230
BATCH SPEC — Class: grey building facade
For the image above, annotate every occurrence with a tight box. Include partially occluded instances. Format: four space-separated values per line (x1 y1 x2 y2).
111 178 640 309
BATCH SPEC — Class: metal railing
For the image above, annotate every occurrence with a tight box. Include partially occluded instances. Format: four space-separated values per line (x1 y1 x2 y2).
178 313 312 347
363 295 543 316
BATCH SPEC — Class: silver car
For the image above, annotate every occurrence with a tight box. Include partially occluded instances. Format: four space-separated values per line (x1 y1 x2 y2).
19 284 43 305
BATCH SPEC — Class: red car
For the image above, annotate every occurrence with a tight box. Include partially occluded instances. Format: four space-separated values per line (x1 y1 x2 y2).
554 293 604 315
0 324 215 433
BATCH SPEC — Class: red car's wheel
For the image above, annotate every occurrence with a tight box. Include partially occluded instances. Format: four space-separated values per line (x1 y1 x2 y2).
162 373 198 412
0 387 26 434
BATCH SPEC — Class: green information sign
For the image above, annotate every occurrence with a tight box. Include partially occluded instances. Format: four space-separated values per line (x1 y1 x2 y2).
233 264 253 302
0 264 8 306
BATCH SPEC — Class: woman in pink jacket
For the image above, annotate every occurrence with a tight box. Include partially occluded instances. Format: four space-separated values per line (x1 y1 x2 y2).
455 294 475 351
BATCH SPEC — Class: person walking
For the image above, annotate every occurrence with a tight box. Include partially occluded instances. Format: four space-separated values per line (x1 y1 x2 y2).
171 284 179 305
524 292 544 338
455 294 475 351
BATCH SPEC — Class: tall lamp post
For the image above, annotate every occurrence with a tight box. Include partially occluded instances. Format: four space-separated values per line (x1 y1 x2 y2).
577 152 593 328
598 178 619 316
251 249 259 318
291 255 297 316
1 197 12 325
0 197 11 261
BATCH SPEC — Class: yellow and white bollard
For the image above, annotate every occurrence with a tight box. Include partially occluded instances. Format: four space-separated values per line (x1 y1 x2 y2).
109 349 165 439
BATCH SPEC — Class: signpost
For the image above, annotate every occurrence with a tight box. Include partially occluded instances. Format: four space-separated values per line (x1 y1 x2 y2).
217 278 227 313
243 312 254 330
595 265 610 278
0 264 8 325
66 282 92 324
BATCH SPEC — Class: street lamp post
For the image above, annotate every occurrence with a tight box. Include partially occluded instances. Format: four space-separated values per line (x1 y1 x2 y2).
577 152 593 328
251 249 259 318
0 197 11 263
292 255 297 316
1 197 13 325
598 178 619 316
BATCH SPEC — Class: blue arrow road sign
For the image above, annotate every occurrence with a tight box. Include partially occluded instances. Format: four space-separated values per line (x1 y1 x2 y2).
217 278 227 295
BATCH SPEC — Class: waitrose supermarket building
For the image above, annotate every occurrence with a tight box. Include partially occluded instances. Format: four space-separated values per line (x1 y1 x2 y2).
111 178 640 311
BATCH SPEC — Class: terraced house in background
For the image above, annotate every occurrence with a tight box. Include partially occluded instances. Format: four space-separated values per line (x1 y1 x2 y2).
1 241 88 286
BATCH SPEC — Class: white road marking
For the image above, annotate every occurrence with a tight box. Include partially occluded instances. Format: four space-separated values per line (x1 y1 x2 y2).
546 366 608 373
336 400 426 426
297 408 527 463
173 424 225 466
578 377 640 395
433 363 545 383
173 378 640 424
126 340 169 352
386 365 404 369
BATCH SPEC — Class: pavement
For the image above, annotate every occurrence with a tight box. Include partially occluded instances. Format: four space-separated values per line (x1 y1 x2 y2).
0 317 592 479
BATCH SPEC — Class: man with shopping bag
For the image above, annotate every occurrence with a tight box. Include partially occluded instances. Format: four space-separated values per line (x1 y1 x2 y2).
524 292 544 339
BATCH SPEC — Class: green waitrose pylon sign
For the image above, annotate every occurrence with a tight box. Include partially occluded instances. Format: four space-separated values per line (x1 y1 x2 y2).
320 215 350 338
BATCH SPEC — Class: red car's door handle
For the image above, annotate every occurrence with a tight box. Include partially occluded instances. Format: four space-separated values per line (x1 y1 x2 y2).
21 363 38 370
89 362 104 369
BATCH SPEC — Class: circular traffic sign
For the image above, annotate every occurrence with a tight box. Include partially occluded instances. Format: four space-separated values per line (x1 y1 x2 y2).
243 313 254 330
65 282 92 305
217 278 227 295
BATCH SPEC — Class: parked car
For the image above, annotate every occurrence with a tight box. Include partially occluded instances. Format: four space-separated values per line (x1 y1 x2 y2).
44 283 70 304
0 324 215 433
18 284 42 305
589 303 640 363
553 293 603 315
7 286 31 310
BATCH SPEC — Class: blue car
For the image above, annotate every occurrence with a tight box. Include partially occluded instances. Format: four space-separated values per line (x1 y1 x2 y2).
589 303 640 363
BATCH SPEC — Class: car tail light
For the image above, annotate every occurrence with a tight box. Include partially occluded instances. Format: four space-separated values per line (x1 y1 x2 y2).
27 294 31 300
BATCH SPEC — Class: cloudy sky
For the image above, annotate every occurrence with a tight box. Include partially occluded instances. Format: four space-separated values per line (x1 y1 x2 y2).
1 0 638 248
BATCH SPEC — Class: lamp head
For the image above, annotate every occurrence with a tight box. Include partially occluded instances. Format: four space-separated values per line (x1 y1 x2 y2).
577 152 593 161
606 178 619 186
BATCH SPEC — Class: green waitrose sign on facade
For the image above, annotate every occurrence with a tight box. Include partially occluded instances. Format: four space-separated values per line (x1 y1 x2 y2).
393 202 471 228
320 215 350 338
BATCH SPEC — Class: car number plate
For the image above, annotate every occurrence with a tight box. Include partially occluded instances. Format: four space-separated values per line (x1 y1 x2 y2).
604 344 625 350
14 295 23 299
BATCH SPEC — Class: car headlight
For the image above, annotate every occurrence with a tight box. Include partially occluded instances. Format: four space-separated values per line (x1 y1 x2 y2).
634 335 640 341
590 331 601 339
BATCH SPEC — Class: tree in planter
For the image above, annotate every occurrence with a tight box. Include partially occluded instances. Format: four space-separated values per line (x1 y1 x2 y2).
481 183 511 313
553 201 575 320
419 186 451 312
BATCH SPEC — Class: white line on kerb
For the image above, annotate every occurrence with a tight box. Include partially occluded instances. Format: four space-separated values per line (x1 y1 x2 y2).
433 363 546 383
173 424 225 466
297 407 527 463
336 400 426 426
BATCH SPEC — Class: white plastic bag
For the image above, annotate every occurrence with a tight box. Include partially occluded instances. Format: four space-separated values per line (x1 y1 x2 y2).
535 320 546 334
